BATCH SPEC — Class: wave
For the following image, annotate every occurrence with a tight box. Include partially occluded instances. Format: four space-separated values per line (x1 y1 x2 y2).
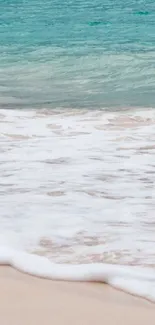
0 247 155 303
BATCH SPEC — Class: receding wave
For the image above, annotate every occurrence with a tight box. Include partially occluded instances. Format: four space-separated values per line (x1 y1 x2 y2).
1 108 155 303
1 247 155 303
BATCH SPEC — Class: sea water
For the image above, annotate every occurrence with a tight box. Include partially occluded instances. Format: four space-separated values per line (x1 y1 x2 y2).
0 0 155 302
0 0 155 109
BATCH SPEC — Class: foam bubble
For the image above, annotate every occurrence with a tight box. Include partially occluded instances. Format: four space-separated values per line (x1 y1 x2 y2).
1 108 155 266
0 247 155 302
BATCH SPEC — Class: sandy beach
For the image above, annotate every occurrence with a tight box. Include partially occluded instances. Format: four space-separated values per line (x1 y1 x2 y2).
0 266 154 325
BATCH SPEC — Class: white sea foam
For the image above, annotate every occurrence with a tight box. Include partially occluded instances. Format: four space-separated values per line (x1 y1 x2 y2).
0 246 155 302
0 108 155 301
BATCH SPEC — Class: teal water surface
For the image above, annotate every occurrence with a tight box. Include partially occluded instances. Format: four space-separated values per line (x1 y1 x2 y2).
0 0 155 109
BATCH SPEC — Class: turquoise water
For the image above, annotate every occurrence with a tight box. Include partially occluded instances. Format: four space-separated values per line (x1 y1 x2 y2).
0 0 155 109
1 1 155 302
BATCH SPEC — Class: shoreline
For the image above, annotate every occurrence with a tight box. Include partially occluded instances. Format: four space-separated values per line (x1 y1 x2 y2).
0 266 155 325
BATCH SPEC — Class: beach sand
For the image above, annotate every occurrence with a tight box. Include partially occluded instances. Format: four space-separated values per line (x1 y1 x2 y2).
0 266 154 325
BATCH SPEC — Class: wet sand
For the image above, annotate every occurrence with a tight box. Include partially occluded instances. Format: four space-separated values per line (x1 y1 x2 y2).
0 266 154 325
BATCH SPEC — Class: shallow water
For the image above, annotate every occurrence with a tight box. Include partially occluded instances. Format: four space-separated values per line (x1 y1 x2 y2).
1 0 155 108
1 108 155 267
1 0 155 302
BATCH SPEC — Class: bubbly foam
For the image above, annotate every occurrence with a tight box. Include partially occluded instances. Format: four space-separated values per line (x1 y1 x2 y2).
0 247 155 302
1 108 155 302
1 108 155 264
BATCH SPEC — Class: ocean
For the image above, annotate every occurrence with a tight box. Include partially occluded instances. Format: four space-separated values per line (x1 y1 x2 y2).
1 0 155 302
1 0 155 109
